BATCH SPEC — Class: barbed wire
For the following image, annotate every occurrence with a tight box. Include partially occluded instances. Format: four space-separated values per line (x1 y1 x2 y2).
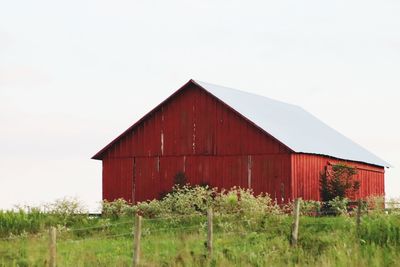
141 213 206 222
145 224 204 234
66 220 134 232
300 222 351 226
0 217 314 242
1 207 398 243
0 235 28 241
61 232 133 244
0 232 47 241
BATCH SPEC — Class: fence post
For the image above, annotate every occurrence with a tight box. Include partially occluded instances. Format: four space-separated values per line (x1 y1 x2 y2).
291 198 301 247
133 213 142 267
49 226 56 267
356 199 362 231
207 208 213 257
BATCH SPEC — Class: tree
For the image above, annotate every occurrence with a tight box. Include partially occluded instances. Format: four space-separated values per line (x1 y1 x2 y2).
320 164 360 202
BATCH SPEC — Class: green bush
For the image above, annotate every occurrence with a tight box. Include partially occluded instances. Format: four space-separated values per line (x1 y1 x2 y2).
328 197 349 216
45 197 88 226
102 198 134 219
128 185 283 219
213 187 281 217
135 199 164 218
160 185 214 216
100 185 284 220
299 200 322 215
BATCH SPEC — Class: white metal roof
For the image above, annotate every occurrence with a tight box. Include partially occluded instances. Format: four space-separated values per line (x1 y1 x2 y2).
194 80 390 168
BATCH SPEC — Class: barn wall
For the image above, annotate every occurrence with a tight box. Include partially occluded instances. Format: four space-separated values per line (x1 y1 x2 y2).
291 154 385 201
102 84 290 159
102 158 134 202
124 154 291 203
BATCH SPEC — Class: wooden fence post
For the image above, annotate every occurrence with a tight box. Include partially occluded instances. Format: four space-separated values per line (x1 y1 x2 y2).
356 199 362 231
291 198 301 247
49 227 56 267
133 213 142 267
207 208 213 257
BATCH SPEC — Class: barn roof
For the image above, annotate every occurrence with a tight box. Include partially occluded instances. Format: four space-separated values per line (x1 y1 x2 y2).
93 79 389 168
193 80 390 168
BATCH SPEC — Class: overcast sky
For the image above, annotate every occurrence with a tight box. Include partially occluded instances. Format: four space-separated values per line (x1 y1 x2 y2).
1 0 399 211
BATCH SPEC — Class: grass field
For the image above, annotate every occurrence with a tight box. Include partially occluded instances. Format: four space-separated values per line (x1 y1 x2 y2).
1 188 400 266
1 212 400 267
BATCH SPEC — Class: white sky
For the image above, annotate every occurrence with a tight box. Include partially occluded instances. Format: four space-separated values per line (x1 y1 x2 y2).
1 0 399 211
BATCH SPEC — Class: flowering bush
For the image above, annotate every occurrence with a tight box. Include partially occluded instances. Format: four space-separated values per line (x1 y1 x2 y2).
45 197 87 225
328 197 349 216
160 185 214 216
213 187 281 216
101 185 285 219
102 198 134 219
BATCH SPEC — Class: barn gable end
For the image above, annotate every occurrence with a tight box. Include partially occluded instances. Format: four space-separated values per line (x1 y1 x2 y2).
96 81 292 203
96 82 291 159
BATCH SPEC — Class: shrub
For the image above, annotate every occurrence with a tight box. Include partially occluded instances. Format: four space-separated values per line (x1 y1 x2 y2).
102 198 134 219
157 184 214 216
300 200 322 215
45 197 87 226
320 164 359 202
213 187 281 217
112 185 285 219
328 197 349 216
136 199 164 218
365 196 385 213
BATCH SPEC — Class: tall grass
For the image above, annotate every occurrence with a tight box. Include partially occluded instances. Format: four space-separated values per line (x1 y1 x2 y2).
359 213 400 246
0 208 45 236
3 213 400 267
1 188 400 266
0 197 90 238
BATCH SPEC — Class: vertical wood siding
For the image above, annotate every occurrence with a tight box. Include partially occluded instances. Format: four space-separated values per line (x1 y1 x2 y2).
101 84 289 159
291 154 385 201
251 154 292 202
102 159 133 202
103 155 291 203
100 84 292 203
99 83 384 204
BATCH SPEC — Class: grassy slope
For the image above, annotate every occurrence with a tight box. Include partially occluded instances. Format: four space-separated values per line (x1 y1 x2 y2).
1 214 400 267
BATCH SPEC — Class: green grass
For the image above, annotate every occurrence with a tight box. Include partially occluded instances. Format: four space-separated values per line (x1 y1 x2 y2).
2 213 400 267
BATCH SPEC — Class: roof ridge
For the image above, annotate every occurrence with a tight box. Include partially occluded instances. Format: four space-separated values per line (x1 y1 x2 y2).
193 79 300 109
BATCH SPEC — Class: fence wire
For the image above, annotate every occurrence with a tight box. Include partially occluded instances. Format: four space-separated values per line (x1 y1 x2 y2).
65 220 134 233
2 199 400 267
1 203 400 254
61 231 133 244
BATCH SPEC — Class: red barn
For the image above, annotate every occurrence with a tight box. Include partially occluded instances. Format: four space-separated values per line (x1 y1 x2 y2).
92 79 389 203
